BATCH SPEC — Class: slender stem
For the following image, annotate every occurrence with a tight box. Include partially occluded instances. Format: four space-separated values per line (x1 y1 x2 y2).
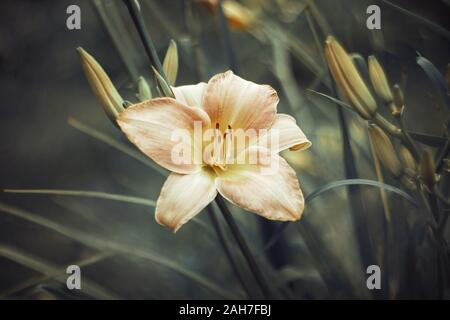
397 112 421 161
3 189 156 207
373 113 402 138
215 195 273 299
436 137 450 172
207 206 254 299
122 0 168 83
182 0 253 298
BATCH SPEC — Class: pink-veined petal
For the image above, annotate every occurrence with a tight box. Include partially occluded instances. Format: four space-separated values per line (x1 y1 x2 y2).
203 71 278 131
117 98 211 174
216 147 304 221
155 170 217 232
172 82 207 108
257 114 311 153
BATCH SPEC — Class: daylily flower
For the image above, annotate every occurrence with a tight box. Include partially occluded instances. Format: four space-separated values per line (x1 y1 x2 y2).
117 71 311 232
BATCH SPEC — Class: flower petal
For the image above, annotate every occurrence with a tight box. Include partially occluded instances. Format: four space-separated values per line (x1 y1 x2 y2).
216 147 304 221
203 71 278 131
172 83 207 108
156 170 217 232
258 114 311 153
117 98 211 174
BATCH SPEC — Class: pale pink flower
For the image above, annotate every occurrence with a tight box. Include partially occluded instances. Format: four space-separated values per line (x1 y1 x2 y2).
117 71 311 232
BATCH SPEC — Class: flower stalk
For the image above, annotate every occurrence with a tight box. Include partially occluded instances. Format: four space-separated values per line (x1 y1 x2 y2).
215 195 273 299
122 0 168 84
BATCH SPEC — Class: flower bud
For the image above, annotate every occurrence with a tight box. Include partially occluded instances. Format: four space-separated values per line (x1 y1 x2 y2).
420 149 436 190
368 55 393 104
163 40 179 86
138 76 152 102
325 36 377 120
77 47 124 123
399 145 416 172
368 125 403 178
152 66 175 98
391 84 404 116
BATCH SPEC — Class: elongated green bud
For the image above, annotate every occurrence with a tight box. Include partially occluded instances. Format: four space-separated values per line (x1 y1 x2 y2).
162 40 179 86
77 47 124 123
368 55 393 104
325 36 377 120
368 125 403 178
138 76 152 101
420 149 436 190
399 144 416 172
391 84 404 116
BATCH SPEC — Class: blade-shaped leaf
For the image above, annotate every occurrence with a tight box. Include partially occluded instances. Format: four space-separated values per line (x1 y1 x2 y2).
2 189 156 207
416 55 450 109
408 131 447 147
307 89 357 115
0 202 241 299
260 179 419 254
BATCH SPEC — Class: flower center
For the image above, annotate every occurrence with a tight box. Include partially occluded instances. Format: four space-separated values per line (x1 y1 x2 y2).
207 123 233 171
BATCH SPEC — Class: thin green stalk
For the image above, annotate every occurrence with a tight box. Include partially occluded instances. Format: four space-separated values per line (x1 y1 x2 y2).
207 205 254 299
3 189 156 207
334 82 377 279
92 0 140 82
396 112 421 161
0 250 114 299
436 138 450 172
215 195 273 299
184 1 254 299
122 0 168 83
373 113 402 138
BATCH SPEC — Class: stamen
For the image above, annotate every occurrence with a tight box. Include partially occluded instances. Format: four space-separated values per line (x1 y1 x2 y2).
224 125 233 163
209 123 233 170
211 123 222 164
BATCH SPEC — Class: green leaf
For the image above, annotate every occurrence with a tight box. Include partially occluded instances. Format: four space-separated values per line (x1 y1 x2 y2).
408 131 447 147
416 55 450 109
2 189 156 207
152 66 174 98
306 179 418 206
260 179 418 254
0 202 241 299
307 89 357 115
